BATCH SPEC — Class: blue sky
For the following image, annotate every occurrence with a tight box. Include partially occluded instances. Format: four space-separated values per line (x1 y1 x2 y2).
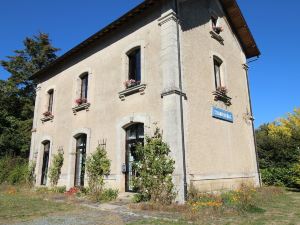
0 0 299 127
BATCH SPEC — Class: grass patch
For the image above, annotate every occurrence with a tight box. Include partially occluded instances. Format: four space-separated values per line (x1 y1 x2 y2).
128 186 300 225
0 185 73 224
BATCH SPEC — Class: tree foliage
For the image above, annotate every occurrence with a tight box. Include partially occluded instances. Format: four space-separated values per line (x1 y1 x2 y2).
0 32 59 157
256 108 300 188
132 127 176 204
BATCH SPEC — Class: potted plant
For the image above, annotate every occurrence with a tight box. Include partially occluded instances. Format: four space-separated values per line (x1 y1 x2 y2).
123 79 140 89
216 86 228 95
213 25 223 34
75 98 87 105
43 111 52 117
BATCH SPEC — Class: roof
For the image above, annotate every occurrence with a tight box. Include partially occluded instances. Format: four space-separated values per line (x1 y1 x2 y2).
31 0 260 80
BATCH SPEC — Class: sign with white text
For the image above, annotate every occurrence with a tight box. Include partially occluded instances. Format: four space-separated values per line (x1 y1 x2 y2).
212 107 233 123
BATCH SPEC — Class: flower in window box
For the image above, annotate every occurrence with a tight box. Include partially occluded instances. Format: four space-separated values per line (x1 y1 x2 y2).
216 86 228 95
213 26 223 34
75 98 87 105
123 79 140 89
43 111 52 117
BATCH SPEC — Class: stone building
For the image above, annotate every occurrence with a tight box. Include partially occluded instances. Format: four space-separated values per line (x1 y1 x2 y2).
29 0 261 203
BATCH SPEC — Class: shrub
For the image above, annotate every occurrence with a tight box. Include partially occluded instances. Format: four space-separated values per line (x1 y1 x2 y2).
25 161 36 187
132 127 176 205
50 186 66 193
86 145 111 201
48 151 64 186
261 167 296 187
0 156 29 185
100 188 119 201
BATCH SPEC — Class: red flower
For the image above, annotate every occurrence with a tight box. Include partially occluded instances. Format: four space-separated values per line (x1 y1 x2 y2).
75 98 87 105
65 187 80 196
43 111 52 117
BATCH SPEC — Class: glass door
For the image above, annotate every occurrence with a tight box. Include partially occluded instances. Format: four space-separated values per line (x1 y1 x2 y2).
74 134 87 187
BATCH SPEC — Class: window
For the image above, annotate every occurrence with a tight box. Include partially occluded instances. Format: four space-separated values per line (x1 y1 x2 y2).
41 141 50 185
80 73 88 100
47 89 54 113
74 134 87 187
128 48 141 83
213 57 222 89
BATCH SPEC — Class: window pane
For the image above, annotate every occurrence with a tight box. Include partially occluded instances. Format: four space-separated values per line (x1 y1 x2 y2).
81 74 88 99
214 59 222 88
128 48 141 82
48 91 53 113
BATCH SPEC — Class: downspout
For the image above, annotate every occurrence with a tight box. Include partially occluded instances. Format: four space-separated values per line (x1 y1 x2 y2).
244 62 262 186
174 0 188 201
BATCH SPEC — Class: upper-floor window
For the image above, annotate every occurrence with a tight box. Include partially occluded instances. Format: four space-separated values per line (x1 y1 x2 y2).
126 47 141 88
47 89 54 113
211 15 223 34
213 57 223 89
80 73 88 100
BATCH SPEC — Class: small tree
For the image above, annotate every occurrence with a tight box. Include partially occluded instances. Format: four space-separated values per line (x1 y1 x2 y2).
86 146 111 199
48 151 64 186
132 127 176 204
25 161 36 187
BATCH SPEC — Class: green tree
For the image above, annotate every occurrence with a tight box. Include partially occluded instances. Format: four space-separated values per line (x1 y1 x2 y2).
0 32 59 157
132 127 176 204
48 151 64 186
256 108 300 188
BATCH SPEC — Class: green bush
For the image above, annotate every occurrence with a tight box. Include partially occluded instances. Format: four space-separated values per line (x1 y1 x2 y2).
261 167 297 187
132 127 176 205
101 188 119 201
0 156 29 185
50 186 66 193
86 145 111 201
48 151 64 186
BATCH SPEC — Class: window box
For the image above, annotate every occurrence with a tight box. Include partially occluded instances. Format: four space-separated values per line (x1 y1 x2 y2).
41 115 54 123
72 102 91 114
210 31 224 44
212 88 232 106
119 84 146 101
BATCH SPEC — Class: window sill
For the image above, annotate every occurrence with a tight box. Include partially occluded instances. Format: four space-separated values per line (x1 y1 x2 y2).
212 90 232 106
41 115 54 123
72 102 91 115
118 84 146 101
210 31 224 45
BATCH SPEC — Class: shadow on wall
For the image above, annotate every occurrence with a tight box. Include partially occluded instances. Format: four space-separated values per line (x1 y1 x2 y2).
179 0 224 32
38 3 162 83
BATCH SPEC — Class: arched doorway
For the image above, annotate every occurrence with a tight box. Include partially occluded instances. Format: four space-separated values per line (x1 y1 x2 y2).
41 141 50 185
125 123 144 192
74 134 87 187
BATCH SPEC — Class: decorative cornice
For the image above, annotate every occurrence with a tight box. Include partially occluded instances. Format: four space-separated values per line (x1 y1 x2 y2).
161 89 187 100
158 11 178 26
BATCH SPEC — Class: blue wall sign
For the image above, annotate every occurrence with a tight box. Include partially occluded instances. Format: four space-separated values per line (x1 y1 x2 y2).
212 107 233 123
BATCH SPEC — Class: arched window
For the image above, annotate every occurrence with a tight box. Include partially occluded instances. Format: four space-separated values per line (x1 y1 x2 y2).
41 141 50 185
213 56 223 89
74 134 87 187
126 47 141 86
125 123 144 192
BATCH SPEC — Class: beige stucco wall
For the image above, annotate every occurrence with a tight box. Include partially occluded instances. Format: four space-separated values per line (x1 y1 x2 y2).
179 0 259 191
30 0 259 197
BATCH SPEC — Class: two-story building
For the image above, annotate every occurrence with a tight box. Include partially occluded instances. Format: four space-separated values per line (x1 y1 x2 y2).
29 0 261 203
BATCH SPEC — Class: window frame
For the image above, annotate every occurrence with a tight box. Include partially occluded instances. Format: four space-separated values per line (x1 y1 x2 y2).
47 89 54 113
213 57 223 89
127 47 141 83
80 73 89 100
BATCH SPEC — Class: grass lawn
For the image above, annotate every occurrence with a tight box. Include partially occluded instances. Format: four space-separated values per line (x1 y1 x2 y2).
0 186 74 224
128 189 300 225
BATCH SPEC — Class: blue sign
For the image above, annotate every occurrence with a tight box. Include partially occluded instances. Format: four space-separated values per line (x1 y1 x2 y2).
212 107 233 122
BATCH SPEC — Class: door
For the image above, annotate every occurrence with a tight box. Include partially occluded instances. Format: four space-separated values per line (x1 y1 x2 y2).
41 141 50 185
74 134 87 187
125 123 144 192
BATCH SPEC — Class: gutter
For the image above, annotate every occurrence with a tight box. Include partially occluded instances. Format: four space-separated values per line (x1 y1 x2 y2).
174 0 188 201
244 62 262 186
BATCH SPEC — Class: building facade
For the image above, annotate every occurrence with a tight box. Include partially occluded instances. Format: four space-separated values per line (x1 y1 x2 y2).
29 0 261 203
